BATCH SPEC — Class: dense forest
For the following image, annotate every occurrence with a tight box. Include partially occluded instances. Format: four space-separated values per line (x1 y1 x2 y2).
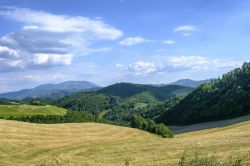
157 62 250 125
99 83 193 101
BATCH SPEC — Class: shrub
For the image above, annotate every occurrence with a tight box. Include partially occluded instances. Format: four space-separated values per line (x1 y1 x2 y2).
131 115 173 138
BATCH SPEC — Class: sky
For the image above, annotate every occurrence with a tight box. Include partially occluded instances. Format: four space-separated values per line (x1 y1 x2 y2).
0 0 250 92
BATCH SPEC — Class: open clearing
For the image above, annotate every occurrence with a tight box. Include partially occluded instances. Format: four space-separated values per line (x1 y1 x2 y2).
0 105 67 118
0 119 250 166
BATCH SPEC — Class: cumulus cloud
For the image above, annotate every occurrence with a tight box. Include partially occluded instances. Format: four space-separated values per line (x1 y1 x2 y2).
163 40 176 45
1 7 122 39
128 61 156 75
0 6 122 72
161 55 242 72
0 45 18 58
126 56 242 77
119 36 153 46
33 53 73 66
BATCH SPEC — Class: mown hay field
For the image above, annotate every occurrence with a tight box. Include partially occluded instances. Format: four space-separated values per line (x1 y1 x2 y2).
0 119 250 166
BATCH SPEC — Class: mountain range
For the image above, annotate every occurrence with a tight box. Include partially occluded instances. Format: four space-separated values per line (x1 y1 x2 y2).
0 81 101 100
0 79 209 100
168 79 213 88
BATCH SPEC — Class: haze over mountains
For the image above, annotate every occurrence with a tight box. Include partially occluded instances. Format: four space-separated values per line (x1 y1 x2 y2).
0 79 207 100
0 81 101 100
168 79 213 88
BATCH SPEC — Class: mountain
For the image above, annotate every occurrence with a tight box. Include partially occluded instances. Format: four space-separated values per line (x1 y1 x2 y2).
99 83 193 101
157 62 250 125
168 79 213 88
54 83 194 126
0 81 101 100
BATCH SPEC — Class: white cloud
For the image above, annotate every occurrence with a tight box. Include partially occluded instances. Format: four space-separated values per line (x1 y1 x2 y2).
163 40 176 45
115 63 124 68
174 25 197 32
33 53 73 66
174 25 198 37
1 7 122 39
0 7 123 72
119 36 153 46
128 61 156 75
0 45 18 58
162 55 242 72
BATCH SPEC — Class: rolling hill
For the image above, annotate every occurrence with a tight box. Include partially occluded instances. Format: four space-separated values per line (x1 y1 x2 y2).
169 78 213 88
0 81 101 100
99 83 193 101
158 62 250 125
0 104 67 118
54 83 193 127
0 119 249 166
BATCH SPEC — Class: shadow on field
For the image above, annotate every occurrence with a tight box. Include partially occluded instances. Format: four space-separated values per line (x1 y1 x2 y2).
170 115 250 134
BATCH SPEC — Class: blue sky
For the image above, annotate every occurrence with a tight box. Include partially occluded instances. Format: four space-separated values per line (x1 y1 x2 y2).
0 0 250 92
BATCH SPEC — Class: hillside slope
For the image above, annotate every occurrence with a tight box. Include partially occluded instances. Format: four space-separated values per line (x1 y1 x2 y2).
0 120 249 166
158 62 250 125
99 83 193 101
0 105 67 118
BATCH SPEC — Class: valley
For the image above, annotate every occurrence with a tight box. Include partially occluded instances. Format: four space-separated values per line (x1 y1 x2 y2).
0 1 249 165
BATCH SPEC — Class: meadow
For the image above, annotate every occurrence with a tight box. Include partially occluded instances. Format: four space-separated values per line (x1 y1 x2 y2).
0 105 67 118
0 119 249 166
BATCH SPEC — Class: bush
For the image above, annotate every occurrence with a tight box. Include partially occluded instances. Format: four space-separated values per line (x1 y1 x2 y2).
30 101 46 106
8 111 95 124
131 115 173 138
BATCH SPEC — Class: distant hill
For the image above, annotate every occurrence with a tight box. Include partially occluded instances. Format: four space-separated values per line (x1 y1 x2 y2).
0 104 67 118
169 79 213 88
157 62 250 125
99 83 193 101
0 81 101 100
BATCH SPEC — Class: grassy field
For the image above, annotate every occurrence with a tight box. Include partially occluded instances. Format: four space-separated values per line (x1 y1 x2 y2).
0 119 250 166
170 114 250 134
0 105 67 118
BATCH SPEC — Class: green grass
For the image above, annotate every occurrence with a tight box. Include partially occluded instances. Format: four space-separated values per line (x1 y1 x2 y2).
0 104 67 118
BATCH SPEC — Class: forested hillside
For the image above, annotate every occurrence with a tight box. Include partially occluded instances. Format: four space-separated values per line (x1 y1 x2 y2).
99 83 192 101
158 62 250 125
54 83 190 126
54 92 110 116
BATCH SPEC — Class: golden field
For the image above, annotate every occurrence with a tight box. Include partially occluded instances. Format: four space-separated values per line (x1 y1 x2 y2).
0 119 250 166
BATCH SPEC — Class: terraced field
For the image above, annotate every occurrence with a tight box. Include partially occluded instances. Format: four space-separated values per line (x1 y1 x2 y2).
0 119 250 166
0 105 67 118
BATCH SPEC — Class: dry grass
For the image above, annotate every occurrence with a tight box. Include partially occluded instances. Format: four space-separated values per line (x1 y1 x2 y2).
0 119 250 166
